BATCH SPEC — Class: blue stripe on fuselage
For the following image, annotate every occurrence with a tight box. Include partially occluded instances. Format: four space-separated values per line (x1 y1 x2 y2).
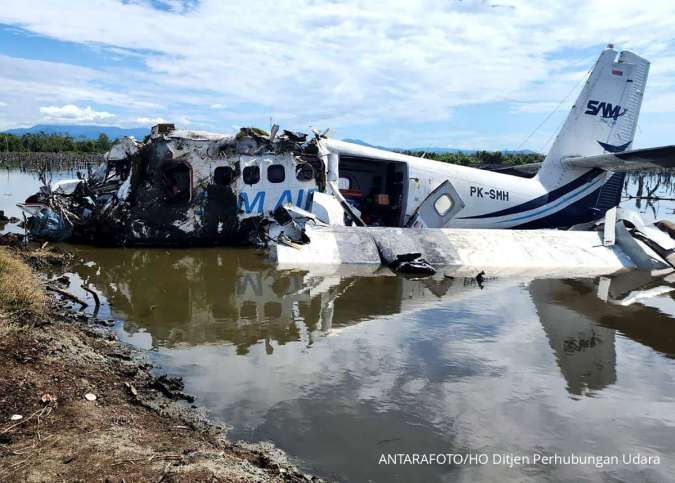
497 175 606 224
512 182 609 229
458 169 603 220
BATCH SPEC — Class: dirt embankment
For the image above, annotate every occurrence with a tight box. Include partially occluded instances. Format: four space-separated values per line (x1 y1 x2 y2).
0 245 320 482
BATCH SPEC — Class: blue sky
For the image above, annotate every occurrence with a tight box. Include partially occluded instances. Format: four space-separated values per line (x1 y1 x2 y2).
0 0 674 151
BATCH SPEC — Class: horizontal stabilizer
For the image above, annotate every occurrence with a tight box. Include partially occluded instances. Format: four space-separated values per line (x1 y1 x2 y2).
562 145 675 171
488 162 542 176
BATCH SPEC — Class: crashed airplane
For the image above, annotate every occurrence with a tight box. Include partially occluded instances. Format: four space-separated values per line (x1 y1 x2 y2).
20 125 320 245
18 46 675 275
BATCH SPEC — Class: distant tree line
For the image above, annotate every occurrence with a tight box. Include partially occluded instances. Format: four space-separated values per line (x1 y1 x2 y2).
0 132 114 154
0 151 103 170
401 150 544 166
0 131 545 167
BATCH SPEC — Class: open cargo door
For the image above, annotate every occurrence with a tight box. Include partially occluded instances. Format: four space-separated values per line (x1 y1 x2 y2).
406 180 464 228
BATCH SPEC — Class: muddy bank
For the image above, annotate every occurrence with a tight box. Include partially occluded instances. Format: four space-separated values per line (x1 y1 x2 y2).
0 245 320 482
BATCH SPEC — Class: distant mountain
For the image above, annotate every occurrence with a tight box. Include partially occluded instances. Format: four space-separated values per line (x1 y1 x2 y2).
341 138 537 155
342 138 473 154
2 124 149 140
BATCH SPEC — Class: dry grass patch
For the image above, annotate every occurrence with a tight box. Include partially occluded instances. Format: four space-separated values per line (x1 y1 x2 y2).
0 247 46 316
0 320 23 338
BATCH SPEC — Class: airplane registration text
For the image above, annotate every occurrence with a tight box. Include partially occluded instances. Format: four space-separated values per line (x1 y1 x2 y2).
469 186 510 201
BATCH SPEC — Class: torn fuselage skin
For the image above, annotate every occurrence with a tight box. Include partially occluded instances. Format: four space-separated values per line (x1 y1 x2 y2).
21 125 324 246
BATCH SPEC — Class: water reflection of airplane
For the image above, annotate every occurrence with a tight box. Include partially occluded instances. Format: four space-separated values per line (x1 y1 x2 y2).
68 247 675 385
67 247 498 352
531 276 675 397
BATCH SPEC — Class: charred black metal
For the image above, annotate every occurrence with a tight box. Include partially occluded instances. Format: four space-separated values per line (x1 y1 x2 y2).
389 253 437 276
20 125 324 246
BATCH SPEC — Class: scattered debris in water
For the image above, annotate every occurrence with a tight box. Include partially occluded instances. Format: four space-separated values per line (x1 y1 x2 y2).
476 270 486 289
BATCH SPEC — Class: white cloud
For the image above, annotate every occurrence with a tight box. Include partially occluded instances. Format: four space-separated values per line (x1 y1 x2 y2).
210 103 226 109
0 55 165 110
135 116 169 125
0 101 7 107
39 104 115 122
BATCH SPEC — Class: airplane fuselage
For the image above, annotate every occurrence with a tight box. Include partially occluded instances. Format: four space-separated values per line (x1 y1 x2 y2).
406 159 614 229
314 140 620 230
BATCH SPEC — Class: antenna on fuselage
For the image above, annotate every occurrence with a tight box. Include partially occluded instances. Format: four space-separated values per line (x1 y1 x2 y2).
270 124 279 142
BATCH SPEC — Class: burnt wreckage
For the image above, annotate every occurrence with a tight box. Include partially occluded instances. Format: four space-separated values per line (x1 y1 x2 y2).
21 124 324 245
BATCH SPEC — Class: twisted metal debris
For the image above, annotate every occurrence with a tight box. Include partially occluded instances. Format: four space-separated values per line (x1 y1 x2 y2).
20 124 323 245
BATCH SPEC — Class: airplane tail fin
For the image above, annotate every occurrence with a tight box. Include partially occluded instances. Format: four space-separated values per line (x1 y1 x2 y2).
537 47 650 186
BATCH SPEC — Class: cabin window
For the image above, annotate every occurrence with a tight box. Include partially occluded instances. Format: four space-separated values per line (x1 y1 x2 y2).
296 163 315 182
243 165 260 185
268 164 286 183
264 302 282 318
240 301 257 320
214 166 234 186
163 164 191 204
434 194 453 216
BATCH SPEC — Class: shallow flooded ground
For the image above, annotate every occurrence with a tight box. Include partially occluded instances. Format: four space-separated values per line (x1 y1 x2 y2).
3 167 675 481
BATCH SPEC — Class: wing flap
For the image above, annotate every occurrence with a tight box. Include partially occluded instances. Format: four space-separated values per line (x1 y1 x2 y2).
562 145 675 171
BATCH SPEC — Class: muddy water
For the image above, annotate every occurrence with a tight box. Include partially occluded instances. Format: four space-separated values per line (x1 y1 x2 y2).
4 168 675 481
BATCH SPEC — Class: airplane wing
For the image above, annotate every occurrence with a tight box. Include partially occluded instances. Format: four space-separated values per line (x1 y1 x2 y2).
562 145 675 171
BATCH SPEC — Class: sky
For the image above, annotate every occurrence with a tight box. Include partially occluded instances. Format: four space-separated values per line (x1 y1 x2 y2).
0 0 674 151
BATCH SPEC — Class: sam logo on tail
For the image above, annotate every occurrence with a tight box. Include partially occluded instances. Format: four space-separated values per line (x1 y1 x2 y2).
584 100 627 120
